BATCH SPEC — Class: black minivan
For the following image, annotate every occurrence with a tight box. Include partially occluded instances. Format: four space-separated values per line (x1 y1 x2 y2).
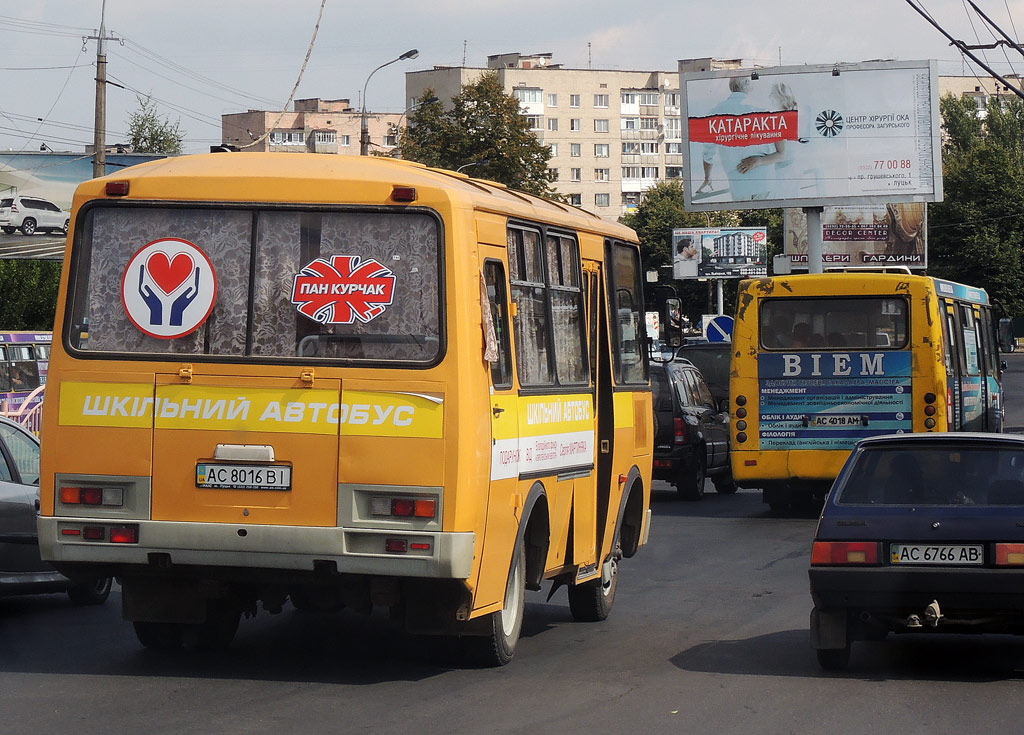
651 359 734 500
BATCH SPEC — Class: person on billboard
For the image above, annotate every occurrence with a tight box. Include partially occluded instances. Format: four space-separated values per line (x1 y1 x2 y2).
697 80 799 201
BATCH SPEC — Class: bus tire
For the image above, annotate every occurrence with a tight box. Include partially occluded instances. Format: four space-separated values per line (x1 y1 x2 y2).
466 545 525 667
568 544 620 622
193 600 242 650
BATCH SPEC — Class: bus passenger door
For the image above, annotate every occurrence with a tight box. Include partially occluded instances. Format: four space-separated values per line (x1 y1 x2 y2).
943 302 964 430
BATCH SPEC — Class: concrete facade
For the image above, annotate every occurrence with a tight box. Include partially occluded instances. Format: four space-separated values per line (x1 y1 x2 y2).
406 54 744 222
221 98 403 155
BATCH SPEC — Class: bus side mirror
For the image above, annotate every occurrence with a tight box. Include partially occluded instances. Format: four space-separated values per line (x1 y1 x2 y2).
662 297 683 348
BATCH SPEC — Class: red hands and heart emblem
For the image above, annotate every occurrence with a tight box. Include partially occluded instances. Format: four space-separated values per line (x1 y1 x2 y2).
146 251 195 294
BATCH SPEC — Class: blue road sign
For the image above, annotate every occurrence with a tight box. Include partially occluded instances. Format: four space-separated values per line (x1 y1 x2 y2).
706 315 734 343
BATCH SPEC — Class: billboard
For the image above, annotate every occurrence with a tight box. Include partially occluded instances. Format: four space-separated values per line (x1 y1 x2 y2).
783 203 927 269
681 60 942 212
673 226 767 279
0 152 166 210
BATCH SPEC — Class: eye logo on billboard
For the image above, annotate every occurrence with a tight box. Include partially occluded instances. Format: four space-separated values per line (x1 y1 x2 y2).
815 110 845 137
121 238 218 339
291 255 396 324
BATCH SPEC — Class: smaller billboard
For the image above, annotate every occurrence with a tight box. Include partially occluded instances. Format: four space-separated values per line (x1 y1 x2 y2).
783 203 926 269
673 226 767 279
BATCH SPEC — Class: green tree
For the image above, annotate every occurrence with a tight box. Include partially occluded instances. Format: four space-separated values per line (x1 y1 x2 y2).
930 94 1024 315
126 94 183 155
0 260 62 330
400 74 556 197
619 180 779 326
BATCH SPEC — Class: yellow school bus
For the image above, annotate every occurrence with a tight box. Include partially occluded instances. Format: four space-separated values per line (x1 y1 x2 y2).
731 273 1003 510
38 153 652 664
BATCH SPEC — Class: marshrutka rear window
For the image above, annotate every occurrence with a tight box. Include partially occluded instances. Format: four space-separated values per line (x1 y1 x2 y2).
759 297 908 350
837 445 1024 506
68 206 442 364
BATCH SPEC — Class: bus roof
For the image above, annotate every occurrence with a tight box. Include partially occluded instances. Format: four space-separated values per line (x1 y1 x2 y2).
72 152 638 243
740 273 990 305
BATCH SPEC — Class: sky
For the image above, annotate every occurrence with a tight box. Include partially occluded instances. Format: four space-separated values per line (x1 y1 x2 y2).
2 0 1023 155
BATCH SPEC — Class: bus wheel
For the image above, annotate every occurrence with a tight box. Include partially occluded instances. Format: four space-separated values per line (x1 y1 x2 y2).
467 546 525 666
568 545 620 622
193 600 242 650
133 621 183 650
67 576 112 605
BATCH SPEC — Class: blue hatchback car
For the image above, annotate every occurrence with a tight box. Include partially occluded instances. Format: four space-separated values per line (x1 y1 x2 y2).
809 433 1024 669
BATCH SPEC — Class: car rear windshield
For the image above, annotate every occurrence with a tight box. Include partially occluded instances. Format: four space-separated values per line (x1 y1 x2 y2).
760 297 908 350
67 205 442 365
837 445 1024 506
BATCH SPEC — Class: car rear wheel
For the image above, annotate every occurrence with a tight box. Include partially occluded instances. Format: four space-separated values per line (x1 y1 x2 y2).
67 576 113 605
20 218 36 236
62 219 69 236
1 227 14 234
677 449 706 501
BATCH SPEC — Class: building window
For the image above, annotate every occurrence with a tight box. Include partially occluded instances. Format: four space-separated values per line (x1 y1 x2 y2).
384 135 397 147
622 192 641 207
594 144 609 158
549 168 559 181
340 135 351 147
622 166 641 179
594 119 609 133
569 94 580 108
640 142 659 154
549 142 559 157
315 130 337 143
621 92 637 105
595 193 610 207
570 118 581 131
640 117 660 130
664 93 680 108
639 92 659 106
621 142 640 155
513 88 543 104
570 168 582 182
594 168 610 181
664 118 681 138
666 166 684 178
525 115 543 130
570 143 581 157
547 93 558 107
569 193 582 206
622 117 639 130
547 118 559 131
271 131 305 145
594 94 609 108
642 166 659 178
665 142 682 154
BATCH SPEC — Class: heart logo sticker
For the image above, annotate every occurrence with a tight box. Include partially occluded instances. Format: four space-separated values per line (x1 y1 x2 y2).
146 251 195 294
121 238 218 339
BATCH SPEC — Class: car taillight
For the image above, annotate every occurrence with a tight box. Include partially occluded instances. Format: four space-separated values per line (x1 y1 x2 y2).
811 541 880 565
995 543 1024 566
10 204 18 212
673 417 688 445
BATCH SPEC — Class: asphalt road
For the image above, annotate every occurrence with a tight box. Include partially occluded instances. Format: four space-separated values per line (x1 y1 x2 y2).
3 356 1024 734
0 230 65 260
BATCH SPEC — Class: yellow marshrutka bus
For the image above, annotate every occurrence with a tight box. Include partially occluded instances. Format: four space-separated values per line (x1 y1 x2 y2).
38 153 653 664
731 273 1003 510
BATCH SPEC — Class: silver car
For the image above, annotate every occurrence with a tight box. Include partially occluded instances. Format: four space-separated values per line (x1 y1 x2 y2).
0 416 111 603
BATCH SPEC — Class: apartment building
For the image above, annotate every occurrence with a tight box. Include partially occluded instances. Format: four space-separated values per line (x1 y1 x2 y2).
406 53 744 222
220 98 403 155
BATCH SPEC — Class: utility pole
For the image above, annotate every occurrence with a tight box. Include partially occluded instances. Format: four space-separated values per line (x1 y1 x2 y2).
86 0 119 178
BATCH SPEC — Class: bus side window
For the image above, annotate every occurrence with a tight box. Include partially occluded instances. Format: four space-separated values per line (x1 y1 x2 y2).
959 304 980 376
508 226 554 386
483 261 513 389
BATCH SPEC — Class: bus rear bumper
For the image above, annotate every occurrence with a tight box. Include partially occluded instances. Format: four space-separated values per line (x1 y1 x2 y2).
38 517 476 580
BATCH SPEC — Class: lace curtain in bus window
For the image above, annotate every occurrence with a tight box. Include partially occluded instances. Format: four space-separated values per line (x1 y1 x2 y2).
79 208 251 355
510 227 554 386
547 233 587 385
251 211 440 363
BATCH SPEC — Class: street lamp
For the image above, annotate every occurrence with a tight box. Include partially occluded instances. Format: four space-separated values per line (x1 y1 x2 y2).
360 48 419 156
